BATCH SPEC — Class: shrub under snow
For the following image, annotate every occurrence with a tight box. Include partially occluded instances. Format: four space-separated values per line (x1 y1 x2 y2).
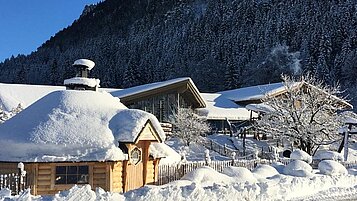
222 166 257 184
283 160 313 177
318 160 348 175
314 150 343 161
182 166 234 185
290 149 312 164
252 164 279 179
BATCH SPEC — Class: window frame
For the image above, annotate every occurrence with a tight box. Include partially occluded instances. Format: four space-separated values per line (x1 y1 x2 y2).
51 163 91 190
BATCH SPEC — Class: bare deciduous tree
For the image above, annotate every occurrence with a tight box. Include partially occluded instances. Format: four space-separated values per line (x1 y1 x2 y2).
255 74 350 155
171 108 210 146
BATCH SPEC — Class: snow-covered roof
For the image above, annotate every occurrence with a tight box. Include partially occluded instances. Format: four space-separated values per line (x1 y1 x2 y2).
73 59 95 70
110 77 206 108
218 82 290 102
64 77 100 88
196 93 256 120
0 83 64 112
111 77 193 98
245 103 275 113
109 109 165 143
0 90 165 162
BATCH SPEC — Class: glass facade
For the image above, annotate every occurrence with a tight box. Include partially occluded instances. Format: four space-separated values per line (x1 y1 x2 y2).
127 92 189 123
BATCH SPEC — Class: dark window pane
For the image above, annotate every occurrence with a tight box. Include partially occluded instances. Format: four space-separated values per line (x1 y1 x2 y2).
78 166 88 174
67 175 78 184
55 165 90 185
55 175 66 184
67 166 77 174
78 174 89 184
56 166 66 174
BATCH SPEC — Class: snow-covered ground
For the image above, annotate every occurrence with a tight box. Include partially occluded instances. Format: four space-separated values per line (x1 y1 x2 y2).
2 162 357 201
165 137 231 161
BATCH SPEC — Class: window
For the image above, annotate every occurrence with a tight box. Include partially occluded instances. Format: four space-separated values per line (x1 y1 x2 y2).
55 165 89 185
130 147 142 165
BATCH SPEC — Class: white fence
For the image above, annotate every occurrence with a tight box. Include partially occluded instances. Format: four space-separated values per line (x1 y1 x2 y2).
0 173 25 194
157 158 356 185
157 158 289 185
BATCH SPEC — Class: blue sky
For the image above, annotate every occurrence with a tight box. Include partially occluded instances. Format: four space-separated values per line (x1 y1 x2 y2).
0 0 102 62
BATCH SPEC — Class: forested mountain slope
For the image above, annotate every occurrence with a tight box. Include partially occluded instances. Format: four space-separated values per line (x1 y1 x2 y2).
1 0 357 106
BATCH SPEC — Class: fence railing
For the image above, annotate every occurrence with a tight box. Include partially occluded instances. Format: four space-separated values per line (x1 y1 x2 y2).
0 173 25 195
198 137 276 160
157 158 279 185
199 137 247 159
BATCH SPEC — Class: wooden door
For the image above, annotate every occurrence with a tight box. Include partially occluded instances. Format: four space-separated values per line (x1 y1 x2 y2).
124 161 144 191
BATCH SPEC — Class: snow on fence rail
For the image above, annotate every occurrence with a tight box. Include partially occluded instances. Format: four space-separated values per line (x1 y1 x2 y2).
157 159 277 185
0 173 24 195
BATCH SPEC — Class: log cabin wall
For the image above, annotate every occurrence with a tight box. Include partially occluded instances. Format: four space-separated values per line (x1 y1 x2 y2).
0 162 17 174
146 160 155 184
111 161 124 192
15 161 124 196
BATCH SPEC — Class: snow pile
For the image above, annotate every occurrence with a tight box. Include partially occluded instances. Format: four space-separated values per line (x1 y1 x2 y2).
318 160 348 175
252 164 279 179
149 142 181 165
110 109 165 142
0 188 11 199
290 149 312 164
314 150 343 161
54 185 124 201
270 161 285 174
181 166 235 186
64 77 100 88
222 166 257 184
283 160 313 177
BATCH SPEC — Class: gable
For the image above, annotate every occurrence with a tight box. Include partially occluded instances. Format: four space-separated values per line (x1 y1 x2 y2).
135 121 162 143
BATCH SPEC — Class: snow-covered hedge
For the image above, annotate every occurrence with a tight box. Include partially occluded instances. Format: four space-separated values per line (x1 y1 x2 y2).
182 166 235 185
318 160 348 175
222 166 257 184
252 164 279 179
290 149 312 164
314 150 343 161
283 160 313 177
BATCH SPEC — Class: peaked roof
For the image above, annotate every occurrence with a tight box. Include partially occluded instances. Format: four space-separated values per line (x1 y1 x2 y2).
218 82 288 103
110 77 206 108
0 90 165 162
218 82 352 109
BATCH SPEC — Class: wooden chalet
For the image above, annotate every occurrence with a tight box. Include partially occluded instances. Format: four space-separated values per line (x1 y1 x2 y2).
0 59 169 195
110 77 206 123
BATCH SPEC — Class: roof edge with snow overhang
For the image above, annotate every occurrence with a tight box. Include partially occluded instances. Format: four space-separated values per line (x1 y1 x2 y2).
110 77 206 108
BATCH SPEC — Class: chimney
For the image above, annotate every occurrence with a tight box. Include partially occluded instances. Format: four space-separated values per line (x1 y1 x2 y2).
64 59 100 91
73 59 95 78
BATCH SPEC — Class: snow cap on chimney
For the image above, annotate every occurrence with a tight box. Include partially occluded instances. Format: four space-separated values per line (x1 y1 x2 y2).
73 59 95 70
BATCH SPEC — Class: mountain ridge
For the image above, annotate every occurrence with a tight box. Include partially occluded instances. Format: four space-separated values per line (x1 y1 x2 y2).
1 0 357 107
